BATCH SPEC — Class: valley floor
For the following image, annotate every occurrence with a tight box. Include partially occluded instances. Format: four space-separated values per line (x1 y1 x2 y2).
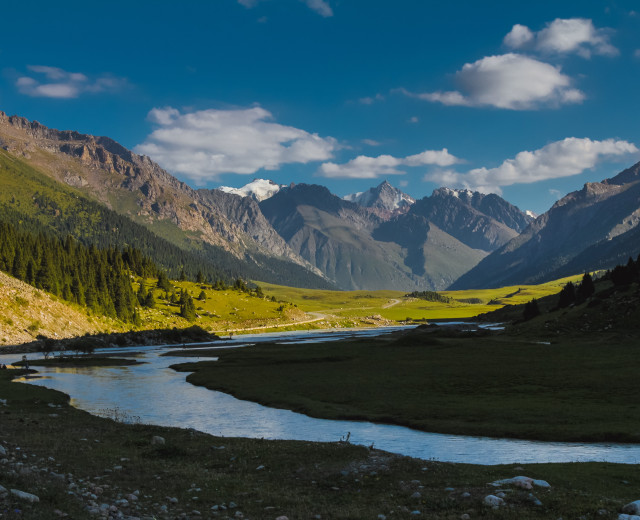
2 367 640 520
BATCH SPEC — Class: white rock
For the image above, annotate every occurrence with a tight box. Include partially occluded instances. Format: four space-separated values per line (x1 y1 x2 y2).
490 476 550 489
10 489 40 503
410 491 421 499
0 445 6 456
483 495 504 507
619 515 640 520
0 484 7 495
151 436 165 445
623 502 640 515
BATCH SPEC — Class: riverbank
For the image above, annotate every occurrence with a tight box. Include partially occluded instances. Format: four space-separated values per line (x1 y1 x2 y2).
171 326 640 443
1 368 640 519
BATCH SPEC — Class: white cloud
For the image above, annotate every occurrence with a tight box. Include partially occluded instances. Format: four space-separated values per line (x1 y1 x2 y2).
424 137 638 194
16 65 126 99
404 53 585 110
135 106 338 183
503 24 534 48
237 0 332 16
408 116 419 123
504 18 618 58
362 139 382 147
302 0 332 17
635 49 640 59
549 188 564 200
319 148 460 179
359 93 384 105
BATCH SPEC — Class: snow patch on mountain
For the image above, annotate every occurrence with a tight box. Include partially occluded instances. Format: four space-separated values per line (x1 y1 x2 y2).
218 178 285 202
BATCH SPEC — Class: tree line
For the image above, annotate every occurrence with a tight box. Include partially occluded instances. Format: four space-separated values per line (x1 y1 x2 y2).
0 220 160 322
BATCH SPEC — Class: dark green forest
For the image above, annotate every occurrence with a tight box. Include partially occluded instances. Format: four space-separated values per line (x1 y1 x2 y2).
0 220 152 322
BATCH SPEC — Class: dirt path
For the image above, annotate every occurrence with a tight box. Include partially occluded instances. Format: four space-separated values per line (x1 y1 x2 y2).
382 298 401 309
213 311 328 334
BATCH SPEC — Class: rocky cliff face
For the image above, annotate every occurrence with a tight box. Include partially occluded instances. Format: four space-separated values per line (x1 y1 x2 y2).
0 111 317 277
405 188 532 252
451 160 640 289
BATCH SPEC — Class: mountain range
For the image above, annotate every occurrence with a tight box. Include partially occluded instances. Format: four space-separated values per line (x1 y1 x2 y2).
1 110 639 291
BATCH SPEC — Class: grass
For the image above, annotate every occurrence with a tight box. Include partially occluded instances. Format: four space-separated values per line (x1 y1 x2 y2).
258 274 585 322
2 368 640 519
171 324 640 443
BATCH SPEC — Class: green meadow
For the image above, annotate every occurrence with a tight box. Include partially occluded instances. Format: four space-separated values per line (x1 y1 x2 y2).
259 274 584 322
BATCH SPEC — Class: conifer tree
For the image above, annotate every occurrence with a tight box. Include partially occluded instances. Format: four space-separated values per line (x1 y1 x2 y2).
180 292 197 322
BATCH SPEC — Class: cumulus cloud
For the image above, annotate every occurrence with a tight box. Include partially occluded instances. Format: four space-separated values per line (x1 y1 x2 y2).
504 18 618 58
403 53 585 110
237 0 332 16
135 106 338 183
319 148 460 179
15 65 126 99
424 137 638 194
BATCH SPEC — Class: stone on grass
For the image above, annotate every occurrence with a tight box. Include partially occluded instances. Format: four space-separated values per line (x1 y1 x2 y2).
483 495 504 507
10 489 40 503
151 436 165 446
619 515 640 520
623 502 640 515
0 484 7 495
276 516 290 520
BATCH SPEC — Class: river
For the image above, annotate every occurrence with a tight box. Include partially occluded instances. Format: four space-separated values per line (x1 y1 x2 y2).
2 327 640 465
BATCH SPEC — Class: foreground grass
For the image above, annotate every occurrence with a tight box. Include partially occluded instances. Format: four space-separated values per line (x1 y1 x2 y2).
1 369 640 519
172 327 640 443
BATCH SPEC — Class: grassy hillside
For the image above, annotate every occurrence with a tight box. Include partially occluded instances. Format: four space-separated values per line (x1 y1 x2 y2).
0 271 118 345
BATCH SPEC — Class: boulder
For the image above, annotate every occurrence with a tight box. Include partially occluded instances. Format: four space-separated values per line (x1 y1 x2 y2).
484 495 504 507
151 436 165 445
10 489 40 503
619 515 640 520
623 501 640 515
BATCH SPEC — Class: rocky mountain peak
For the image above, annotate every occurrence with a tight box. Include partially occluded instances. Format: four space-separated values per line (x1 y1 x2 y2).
343 180 415 219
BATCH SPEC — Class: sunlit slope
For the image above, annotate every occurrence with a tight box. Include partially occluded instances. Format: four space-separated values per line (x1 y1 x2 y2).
260 274 584 321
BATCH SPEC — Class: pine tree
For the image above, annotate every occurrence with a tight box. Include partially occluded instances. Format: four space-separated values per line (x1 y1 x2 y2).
523 298 540 321
180 292 197 322
558 281 576 308
144 290 156 309
576 272 595 301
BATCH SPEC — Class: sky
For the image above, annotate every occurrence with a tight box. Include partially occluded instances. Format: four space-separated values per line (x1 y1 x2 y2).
1 0 639 214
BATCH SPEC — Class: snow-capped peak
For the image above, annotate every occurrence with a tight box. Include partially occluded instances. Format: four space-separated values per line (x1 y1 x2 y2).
217 179 285 202
525 210 538 219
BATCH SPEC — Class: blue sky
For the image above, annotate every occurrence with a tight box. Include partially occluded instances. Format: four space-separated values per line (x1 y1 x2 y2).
1 0 639 214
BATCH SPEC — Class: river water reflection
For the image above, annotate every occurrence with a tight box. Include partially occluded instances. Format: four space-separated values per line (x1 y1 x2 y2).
3 327 640 465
